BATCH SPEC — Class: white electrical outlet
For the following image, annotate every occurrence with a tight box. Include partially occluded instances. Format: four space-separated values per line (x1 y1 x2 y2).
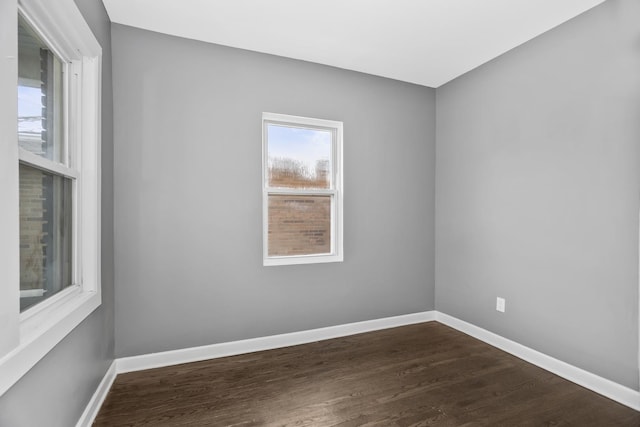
496 297 506 313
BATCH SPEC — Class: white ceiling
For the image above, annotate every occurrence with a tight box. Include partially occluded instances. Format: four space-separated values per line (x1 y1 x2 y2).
102 0 606 88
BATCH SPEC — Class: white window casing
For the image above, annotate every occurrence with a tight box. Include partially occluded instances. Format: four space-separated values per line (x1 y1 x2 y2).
0 0 101 397
262 112 343 266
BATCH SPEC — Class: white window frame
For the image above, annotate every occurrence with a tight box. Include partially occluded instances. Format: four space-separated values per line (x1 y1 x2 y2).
0 0 101 397
262 112 343 266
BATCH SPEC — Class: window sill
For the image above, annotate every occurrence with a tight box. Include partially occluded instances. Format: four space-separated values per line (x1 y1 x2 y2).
264 253 344 267
0 290 101 396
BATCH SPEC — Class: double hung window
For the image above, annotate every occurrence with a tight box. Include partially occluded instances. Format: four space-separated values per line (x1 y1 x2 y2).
262 113 343 266
0 0 101 396
18 13 74 312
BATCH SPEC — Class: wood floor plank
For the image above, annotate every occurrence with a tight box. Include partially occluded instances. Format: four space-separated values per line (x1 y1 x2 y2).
94 322 640 426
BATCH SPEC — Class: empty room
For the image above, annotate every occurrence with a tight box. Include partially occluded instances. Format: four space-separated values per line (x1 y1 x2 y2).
0 0 639 425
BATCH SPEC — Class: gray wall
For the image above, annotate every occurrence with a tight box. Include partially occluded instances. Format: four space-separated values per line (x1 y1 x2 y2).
112 24 436 358
436 0 640 389
0 0 115 425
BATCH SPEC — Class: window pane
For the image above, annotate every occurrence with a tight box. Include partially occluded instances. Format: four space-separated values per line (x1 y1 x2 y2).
267 124 332 189
268 194 331 256
18 15 64 163
19 164 72 312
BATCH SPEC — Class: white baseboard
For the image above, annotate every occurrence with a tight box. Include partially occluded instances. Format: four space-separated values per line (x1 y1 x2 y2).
436 312 640 412
81 310 639 424
76 360 116 427
116 311 437 373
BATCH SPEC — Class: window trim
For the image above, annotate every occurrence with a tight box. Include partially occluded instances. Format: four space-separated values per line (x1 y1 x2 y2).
262 112 344 266
0 0 101 397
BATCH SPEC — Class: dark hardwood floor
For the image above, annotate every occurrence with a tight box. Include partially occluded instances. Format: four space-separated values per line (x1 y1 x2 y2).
94 322 640 426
